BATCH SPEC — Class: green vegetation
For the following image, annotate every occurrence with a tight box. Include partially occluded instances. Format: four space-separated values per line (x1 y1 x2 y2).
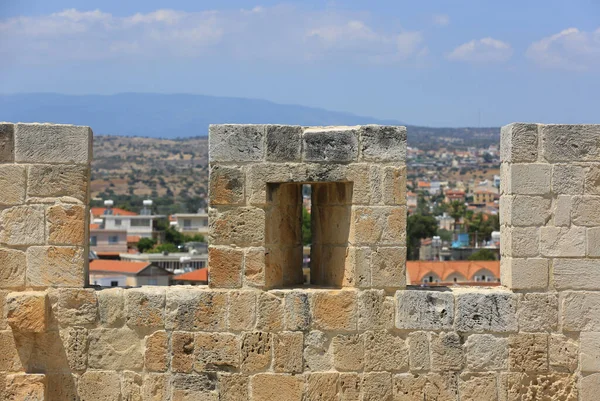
302 207 312 246
468 248 497 261
137 238 156 253
407 214 438 260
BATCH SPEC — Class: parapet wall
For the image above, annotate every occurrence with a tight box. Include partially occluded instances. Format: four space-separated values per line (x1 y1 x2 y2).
0 122 598 400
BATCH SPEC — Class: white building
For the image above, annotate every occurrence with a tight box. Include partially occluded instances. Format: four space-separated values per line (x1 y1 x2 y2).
170 210 209 236
94 200 165 239
120 251 208 273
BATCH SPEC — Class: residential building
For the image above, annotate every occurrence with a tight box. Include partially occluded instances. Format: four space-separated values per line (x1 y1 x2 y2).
436 213 455 232
473 190 497 204
172 268 209 285
407 260 500 286
170 210 209 236
89 224 127 259
120 251 208 273
89 260 172 287
93 200 165 240
407 192 418 210
444 190 465 204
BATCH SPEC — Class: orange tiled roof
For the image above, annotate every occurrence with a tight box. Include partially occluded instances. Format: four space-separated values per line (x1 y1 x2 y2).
417 181 431 188
127 236 141 243
91 207 138 217
173 268 208 282
90 223 100 230
407 260 500 284
89 260 151 274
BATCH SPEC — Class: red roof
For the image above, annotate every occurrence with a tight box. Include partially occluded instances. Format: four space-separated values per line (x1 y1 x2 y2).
127 236 141 243
90 223 100 230
173 268 208 282
89 260 151 274
91 207 138 217
407 260 500 284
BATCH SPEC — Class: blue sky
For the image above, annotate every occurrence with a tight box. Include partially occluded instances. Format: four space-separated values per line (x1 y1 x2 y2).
1 1 599 127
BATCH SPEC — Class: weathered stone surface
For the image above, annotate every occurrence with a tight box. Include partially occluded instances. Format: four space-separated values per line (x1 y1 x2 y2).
15 123 92 164
361 372 392 401
88 328 143 370
303 127 359 162
459 373 497 401
27 246 85 287
382 166 407 205
0 330 32 371
507 163 552 195
333 334 364 371
27 164 88 202
502 227 540 258
561 291 600 331
549 334 578 373
580 332 600 372
47 204 85 245
209 165 245 206
339 373 360 401
500 123 538 163
145 331 169 372
506 196 552 227
0 165 25 206
552 164 584 195
554 259 600 290
501 258 548 290
194 332 239 372
240 332 272 373
542 124 600 162
395 290 454 330
518 293 558 332
371 246 406 288
465 334 508 371
508 333 548 372
553 195 571 226
97 287 125 327
57 288 97 326
266 125 302 161
312 290 357 331
587 227 600 257
0 205 45 245
46 373 78 401
364 330 408 372
126 287 165 329
60 327 88 372
407 331 430 371
581 373 600 401
345 163 382 205
500 372 577 401
250 374 303 401
393 373 459 401
0 123 14 162
539 227 585 257
273 331 303 373
430 332 464 372
171 331 194 373
209 124 265 163
306 372 339 401
142 373 170 401
171 373 218 401
0 290 7 330
256 292 283 331
120 371 142 401
572 195 600 226
228 291 256 331
284 291 311 331
209 207 265 246
360 125 406 162
165 288 227 331
5 374 46 401
7 291 47 333
304 330 333 371
454 290 518 333
210 246 244 288
219 374 248 401
0 248 26 288
358 289 393 331
78 371 121 401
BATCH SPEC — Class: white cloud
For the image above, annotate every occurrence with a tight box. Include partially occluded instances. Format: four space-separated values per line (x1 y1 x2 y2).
447 37 512 63
432 14 450 27
527 27 600 70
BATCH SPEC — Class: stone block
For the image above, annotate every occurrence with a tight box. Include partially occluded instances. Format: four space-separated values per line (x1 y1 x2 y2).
333 334 364 371
304 330 333 371
0 165 25 206
256 292 284 331
303 127 359 162
266 125 302 161
585 164 600 195
361 372 392 401
501 258 548 290
459 373 497 401
506 196 552 226
88 328 143 370
27 246 85 287
553 195 571 226
208 207 265 246
382 166 407 205
165 288 227 331
5 374 46 401
339 373 360 401
0 330 32 371
46 373 78 401
408 331 430 371
273 331 303 373
97 287 125 327
7 291 47 333
508 333 548 372
47 204 86 246
393 373 459 401
518 293 558 332
145 331 168 372
0 290 7 330
348 206 385 245
364 330 408 372
0 123 14 162
572 195 600 226
122 371 142 401
240 332 272 373
395 290 454 330
506 163 551 195
360 125 406 162
126 287 165 329
499 372 577 401
503 227 540 258
219 374 248 401
552 164 584 195
358 289 393 331
284 291 311 331
60 327 88 372
27 165 89 202
305 373 339 401
15 123 92 164
171 331 194 373
371 246 406 288
246 163 293 205
500 123 538 163
430 332 464 372
250 374 303 401
244 247 266 287
228 291 256 331
0 205 45 245
549 334 578 373
540 226 585 257
542 124 600 162
78 371 121 401
465 334 508 371
0 248 26 289
56 288 97 326
345 163 381 205
194 332 239 372
581 332 600 372
344 246 371 288
142 373 170 401
171 373 218 401
209 165 245 205
208 124 265 163
554 259 600 290
311 290 357 331
561 291 600 331
455 290 518 333
588 227 600 257
581 373 600 401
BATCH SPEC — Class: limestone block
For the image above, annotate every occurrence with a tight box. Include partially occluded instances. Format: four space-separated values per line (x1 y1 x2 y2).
219 374 248 401
344 246 372 288
194 332 239 372
165 288 227 331
88 328 143 370
171 331 194 373
240 331 272 373
465 334 508 371
503 227 540 258
371 246 406 288
250 374 303 401
581 373 600 401
0 123 14 162
540 227 585 257
561 291 600 331
47 204 85 246
345 163 382 205
126 287 165 329
26 246 85 287
209 124 265 162
142 373 170 401
501 258 548 290
284 291 311 331
0 248 26 289
244 247 266 287
430 332 464 372
0 330 32 371
304 330 333 371
0 165 25 206
380 208 407 244
121 372 142 401
60 327 88 372
508 333 548 372
305 372 339 401
580 332 600 372
499 372 577 401
408 331 430 371
46 373 78 401
348 206 385 245
97 287 125 327
311 290 357 331
7 291 47 333
265 125 302 161
505 196 552 227
208 207 265 246
542 124 600 162
246 163 293 205
552 164 584 195
78 371 121 401
303 127 359 162
339 373 360 401
585 164 600 195
554 259 600 290
549 334 578 373
15 123 92 164
360 125 406 162
333 334 364 371
587 227 600 257
256 292 283 331
171 373 218 401
455 290 518 333
56 288 97 326
518 293 558 332
393 373 459 401
500 123 538 163
0 205 45 245
228 291 256 331
358 289 393 331
5 374 46 401
382 166 407 205
145 331 168 372
395 290 454 330
0 290 7 330
364 330 408 372
209 165 245 205
27 165 88 202
361 372 392 401
459 373 498 401
572 195 600 226
506 163 552 195
553 195 571 226
272 331 303 373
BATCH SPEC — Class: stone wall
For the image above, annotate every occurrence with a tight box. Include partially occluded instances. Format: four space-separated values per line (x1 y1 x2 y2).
0 122 598 400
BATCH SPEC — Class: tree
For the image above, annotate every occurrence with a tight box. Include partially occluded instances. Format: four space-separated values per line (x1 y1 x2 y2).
165 226 185 246
468 248 497 261
302 207 311 245
137 238 156 253
406 214 438 260
466 213 499 243
149 243 178 254
448 201 466 231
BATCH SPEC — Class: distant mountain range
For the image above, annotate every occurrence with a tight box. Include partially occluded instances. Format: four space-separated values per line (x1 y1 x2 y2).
0 92 499 147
